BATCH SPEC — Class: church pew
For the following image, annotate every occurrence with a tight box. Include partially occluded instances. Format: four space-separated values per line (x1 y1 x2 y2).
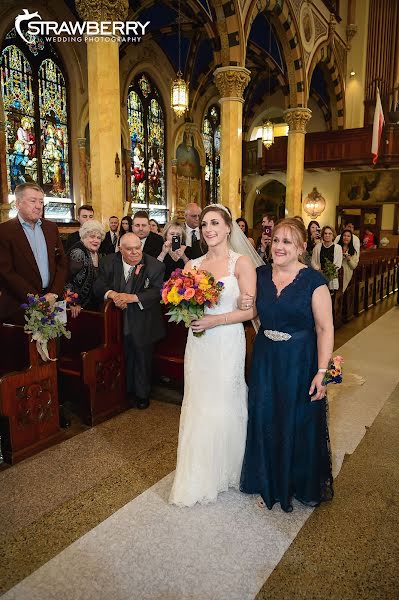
354 265 366 315
0 324 63 465
364 262 375 309
153 308 256 383
381 261 388 300
387 260 395 295
373 261 382 304
58 301 128 426
342 278 356 322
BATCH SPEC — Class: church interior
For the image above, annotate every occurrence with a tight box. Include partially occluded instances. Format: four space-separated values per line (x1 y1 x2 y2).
0 0 399 598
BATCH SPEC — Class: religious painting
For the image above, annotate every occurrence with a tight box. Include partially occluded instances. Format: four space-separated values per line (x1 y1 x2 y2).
340 170 399 205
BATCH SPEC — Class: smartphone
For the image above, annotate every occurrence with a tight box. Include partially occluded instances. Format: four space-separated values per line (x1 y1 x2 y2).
263 225 273 237
316 226 321 239
171 235 181 251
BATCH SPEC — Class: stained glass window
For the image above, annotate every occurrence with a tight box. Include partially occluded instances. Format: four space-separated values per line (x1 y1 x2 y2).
127 73 166 222
202 104 220 204
1 28 71 201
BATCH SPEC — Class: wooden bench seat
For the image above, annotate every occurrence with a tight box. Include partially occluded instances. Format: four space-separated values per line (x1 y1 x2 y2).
58 301 128 426
0 324 62 464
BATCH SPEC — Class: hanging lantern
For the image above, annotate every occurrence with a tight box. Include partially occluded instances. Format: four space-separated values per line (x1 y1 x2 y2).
303 187 326 218
262 120 274 149
171 71 189 118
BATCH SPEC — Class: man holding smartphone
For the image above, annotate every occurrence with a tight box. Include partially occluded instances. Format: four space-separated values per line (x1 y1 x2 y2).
256 214 275 262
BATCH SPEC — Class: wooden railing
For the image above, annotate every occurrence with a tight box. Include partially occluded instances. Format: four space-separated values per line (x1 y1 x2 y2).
244 125 399 174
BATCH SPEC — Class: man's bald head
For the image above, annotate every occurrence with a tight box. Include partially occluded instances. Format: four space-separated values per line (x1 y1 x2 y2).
119 232 143 265
184 203 201 229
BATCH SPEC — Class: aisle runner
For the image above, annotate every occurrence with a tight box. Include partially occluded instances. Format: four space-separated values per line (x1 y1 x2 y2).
4 308 399 600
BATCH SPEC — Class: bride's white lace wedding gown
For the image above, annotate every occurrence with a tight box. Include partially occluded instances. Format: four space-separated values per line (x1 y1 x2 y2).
169 251 248 507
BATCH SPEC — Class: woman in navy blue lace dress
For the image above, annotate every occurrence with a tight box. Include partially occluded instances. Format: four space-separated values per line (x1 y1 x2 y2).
240 218 334 513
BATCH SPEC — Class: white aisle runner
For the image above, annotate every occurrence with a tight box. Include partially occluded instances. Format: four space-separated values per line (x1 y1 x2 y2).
4 307 399 600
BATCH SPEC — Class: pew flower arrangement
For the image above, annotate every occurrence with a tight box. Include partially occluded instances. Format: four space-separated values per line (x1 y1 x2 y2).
161 267 224 337
21 294 71 361
322 355 344 386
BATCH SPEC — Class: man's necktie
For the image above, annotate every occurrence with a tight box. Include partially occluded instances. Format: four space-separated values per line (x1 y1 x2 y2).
112 233 117 248
125 266 134 282
191 230 197 246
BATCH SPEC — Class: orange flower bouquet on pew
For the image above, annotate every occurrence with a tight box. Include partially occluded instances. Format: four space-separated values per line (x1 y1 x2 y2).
161 267 224 337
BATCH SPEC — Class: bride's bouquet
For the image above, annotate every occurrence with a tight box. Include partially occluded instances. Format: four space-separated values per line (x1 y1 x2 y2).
161 267 224 336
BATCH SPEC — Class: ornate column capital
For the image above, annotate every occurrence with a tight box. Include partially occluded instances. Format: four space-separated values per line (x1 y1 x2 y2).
214 67 251 102
284 107 312 132
75 0 128 22
0 203 11 223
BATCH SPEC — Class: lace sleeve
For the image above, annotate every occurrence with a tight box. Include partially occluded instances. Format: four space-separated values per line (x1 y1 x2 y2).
68 248 86 276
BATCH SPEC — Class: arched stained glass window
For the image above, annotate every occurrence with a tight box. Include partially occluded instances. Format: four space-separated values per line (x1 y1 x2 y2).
202 104 220 204
39 59 69 197
127 73 166 223
1 28 71 209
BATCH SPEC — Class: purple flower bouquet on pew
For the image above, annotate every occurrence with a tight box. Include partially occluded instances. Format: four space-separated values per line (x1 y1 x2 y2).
21 294 71 361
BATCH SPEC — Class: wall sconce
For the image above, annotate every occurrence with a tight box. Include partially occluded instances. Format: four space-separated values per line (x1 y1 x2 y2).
303 187 326 218
349 68 355 78
115 152 121 177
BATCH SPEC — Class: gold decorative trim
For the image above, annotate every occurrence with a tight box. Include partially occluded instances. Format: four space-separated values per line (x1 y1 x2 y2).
284 107 312 132
75 0 129 23
214 67 251 100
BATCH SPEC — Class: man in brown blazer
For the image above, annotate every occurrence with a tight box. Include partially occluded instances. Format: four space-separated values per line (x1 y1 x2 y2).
0 182 68 324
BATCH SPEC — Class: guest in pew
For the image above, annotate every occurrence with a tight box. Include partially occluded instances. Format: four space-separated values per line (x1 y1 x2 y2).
236 218 255 248
0 182 67 324
336 229 360 293
334 222 360 254
311 226 342 292
157 221 190 280
64 205 94 251
132 211 164 258
362 227 377 250
93 233 165 409
117 216 133 248
100 216 119 255
149 218 162 235
65 220 106 315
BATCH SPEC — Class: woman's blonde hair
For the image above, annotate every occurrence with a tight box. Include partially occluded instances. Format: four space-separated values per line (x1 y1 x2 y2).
162 221 186 244
272 218 307 250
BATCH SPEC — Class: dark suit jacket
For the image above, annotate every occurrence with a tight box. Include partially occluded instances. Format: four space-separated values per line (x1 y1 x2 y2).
100 231 117 255
93 252 165 346
0 217 68 323
185 238 204 260
142 231 163 258
64 230 80 252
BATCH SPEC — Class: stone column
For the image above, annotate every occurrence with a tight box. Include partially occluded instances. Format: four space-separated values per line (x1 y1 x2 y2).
283 107 312 217
76 138 88 206
76 0 128 224
0 104 11 222
171 159 178 218
214 66 250 219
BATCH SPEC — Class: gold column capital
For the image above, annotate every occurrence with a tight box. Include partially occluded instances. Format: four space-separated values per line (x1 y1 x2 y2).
284 107 312 132
75 0 128 22
214 66 251 102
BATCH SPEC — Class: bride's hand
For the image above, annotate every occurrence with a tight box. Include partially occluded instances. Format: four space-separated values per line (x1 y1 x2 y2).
237 293 254 310
191 315 219 333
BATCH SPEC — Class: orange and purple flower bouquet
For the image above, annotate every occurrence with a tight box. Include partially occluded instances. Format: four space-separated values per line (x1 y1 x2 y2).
322 355 344 385
161 267 224 336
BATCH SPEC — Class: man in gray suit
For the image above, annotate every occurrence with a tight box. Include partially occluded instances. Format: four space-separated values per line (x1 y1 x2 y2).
93 233 165 409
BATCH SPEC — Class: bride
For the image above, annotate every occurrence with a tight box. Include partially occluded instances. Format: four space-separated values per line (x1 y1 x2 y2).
169 204 260 507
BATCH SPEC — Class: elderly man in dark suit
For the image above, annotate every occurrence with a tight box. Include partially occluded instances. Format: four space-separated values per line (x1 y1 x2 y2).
0 182 68 324
93 232 165 409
